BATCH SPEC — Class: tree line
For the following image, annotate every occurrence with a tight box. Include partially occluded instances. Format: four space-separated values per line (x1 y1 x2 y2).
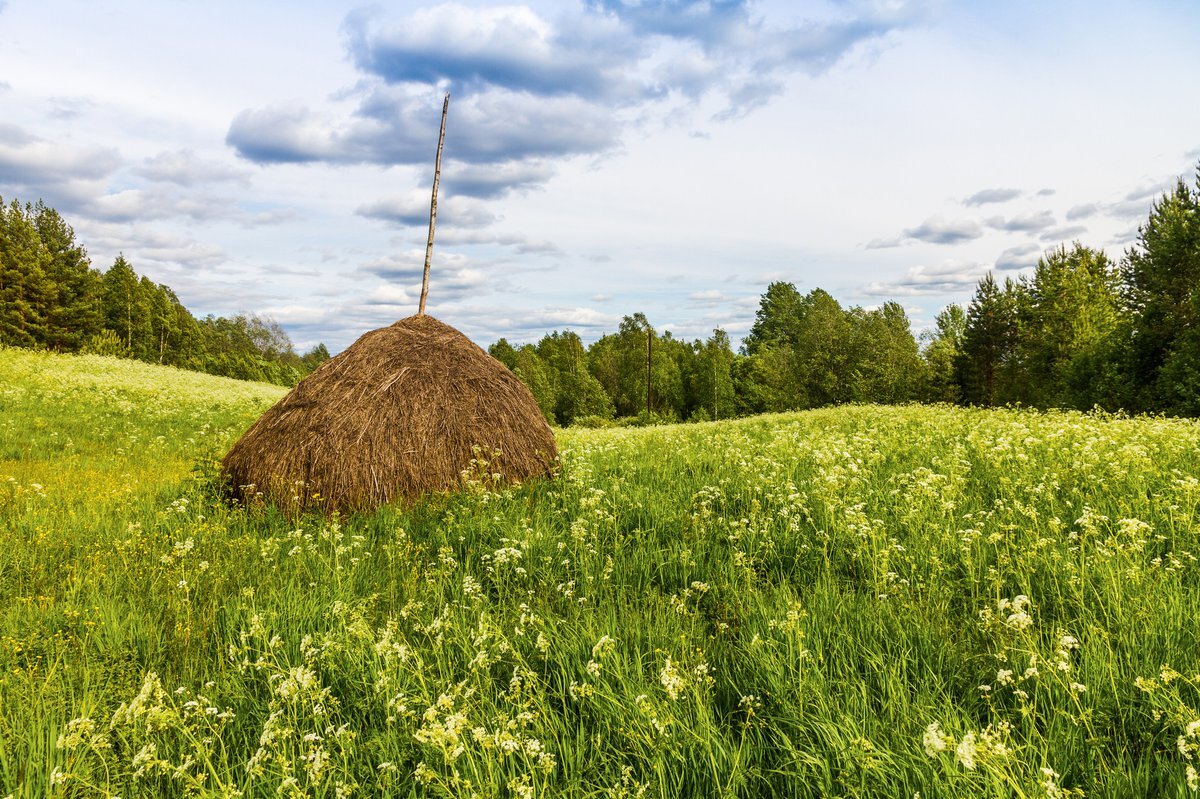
0 197 329 385
4 164 1197 417
492 166 1200 425
932 167 1200 416
489 295 928 426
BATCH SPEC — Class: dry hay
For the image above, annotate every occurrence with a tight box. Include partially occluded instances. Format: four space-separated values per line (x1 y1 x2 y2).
221 314 557 512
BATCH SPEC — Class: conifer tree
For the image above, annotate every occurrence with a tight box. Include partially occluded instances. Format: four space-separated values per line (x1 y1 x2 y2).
34 201 102 350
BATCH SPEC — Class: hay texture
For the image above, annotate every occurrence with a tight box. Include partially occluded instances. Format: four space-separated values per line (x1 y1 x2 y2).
221 314 557 512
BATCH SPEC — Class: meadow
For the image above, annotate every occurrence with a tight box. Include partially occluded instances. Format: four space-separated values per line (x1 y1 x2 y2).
1 346 1199 798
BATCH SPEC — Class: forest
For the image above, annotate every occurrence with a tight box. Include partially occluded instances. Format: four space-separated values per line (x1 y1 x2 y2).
2 164 1198 419
491 166 1200 424
0 198 329 386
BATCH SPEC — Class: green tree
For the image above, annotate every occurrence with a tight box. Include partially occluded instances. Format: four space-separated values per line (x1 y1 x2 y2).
692 328 736 419
302 343 332 371
536 331 613 425
100 255 140 354
921 304 966 403
511 345 557 422
744 281 803 355
488 339 518 371
733 347 797 414
1013 244 1125 409
1122 168 1200 412
850 301 925 403
959 273 1018 406
791 289 854 407
34 201 102 351
0 199 50 347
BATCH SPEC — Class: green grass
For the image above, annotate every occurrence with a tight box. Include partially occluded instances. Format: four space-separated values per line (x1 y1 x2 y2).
2 345 1200 798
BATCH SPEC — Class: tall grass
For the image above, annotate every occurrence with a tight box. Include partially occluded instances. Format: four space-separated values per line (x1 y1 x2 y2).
1 346 1199 797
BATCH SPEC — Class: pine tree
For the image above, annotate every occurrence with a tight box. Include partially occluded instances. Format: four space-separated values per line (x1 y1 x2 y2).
100 255 139 354
0 199 50 347
959 273 1018 405
1122 168 1200 412
34 201 102 351
922 304 966 403
1016 243 1125 409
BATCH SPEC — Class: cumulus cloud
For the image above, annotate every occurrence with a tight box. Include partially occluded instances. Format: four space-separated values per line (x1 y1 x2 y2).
435 228 562 255
0 128 121 186
47 96 96 121
354 248 506 307
82 225 228 272
984 210 1055 233
862 260 989 296
137 149 250 185
1038 224 1088 243
229 1 928 180
962 187 1021 206
902 216 983 245
1066 203 1099 220
995 243 1041 271
437 160 557 199
688 289 733 305
343 4 643 102
228 88 620 167
1105 177 1179 220
80 187 236 224
356 192 498 229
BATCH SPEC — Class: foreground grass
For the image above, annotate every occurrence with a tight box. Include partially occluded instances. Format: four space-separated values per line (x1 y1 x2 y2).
2 347 1199 798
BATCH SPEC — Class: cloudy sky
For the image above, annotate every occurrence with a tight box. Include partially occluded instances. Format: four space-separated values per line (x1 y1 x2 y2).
2 0 1198 352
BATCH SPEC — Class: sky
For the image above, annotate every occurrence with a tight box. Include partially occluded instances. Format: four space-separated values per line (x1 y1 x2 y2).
1 0 1198 353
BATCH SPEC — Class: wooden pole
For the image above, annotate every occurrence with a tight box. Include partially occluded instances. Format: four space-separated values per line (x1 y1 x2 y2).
418 93 450 316
646 322 653 415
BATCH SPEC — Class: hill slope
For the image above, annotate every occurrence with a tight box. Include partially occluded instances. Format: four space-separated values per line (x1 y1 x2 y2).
2 348 1200 797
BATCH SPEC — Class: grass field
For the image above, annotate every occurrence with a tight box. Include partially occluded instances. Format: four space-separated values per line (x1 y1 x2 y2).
2 346 1199 798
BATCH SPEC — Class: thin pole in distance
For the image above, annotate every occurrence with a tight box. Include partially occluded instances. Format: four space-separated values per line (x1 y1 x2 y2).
418 93 450 316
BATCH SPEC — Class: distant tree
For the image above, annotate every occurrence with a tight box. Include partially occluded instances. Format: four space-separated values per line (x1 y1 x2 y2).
791 289 854 407
959 273 1018 405
302 343 332 371
34 202 102 350
100 255 140 353
511 345 557 422
1013 244 1125 409
1122 168 1200 412
693 328 736 419
849 301 925 403
488 338 518 371
734 346 797 414
744 281 803 355
536 331 613 424
0 199 50 347
142 279 178 363
922 304 966 403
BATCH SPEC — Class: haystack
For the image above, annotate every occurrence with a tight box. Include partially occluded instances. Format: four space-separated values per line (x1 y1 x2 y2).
221 314 557 512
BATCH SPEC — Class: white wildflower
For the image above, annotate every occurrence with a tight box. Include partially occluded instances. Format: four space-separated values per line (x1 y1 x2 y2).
955 731 977 770
922 722 949 757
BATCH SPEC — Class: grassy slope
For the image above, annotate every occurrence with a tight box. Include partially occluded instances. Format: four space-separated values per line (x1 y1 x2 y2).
1 347 1200 798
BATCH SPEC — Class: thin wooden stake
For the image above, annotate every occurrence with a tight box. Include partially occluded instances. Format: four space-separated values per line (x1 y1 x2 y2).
646 321 653 415
418 93 450 316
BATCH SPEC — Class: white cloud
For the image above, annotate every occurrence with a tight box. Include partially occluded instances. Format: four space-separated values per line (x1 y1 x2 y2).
902 216 983 245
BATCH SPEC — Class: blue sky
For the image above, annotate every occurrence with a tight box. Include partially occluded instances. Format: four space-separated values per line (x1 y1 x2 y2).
1 0 1198 352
